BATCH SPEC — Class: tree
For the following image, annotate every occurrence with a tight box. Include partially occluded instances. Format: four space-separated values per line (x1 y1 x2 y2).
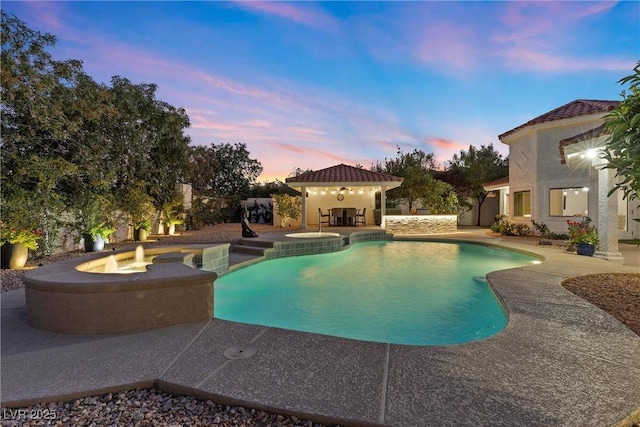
603 61 640 206
187 143 263 198
107 76 191 212
448 144 508 226
249 180 299 198
1 12 83 254
373 147 436 210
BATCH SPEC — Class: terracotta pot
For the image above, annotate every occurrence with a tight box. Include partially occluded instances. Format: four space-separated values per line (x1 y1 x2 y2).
576 242 596 256
1 242 29 269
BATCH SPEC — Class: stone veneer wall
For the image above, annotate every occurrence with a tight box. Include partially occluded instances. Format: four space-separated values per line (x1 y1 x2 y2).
383 215 457 234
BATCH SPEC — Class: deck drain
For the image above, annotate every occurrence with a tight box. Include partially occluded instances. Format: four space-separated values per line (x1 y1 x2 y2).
223 343 257 360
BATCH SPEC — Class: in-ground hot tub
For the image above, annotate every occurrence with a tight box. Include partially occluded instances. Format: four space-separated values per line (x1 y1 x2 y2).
23 245 228 335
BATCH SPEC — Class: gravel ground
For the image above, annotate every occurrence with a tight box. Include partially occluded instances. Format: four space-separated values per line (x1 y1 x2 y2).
1 389 330 427
2 225 638 426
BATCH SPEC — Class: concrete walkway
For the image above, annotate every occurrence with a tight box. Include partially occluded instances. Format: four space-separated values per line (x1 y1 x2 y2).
1 229 639 426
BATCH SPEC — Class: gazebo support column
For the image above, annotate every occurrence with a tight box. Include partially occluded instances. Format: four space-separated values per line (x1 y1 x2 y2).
594 166 624 263
301 186 307 229
380 186 387 228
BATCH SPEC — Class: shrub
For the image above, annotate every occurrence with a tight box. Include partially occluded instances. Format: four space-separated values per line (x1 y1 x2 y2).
513 223 531 236
272 194 301 227
531 219 550 237
490 215 530 236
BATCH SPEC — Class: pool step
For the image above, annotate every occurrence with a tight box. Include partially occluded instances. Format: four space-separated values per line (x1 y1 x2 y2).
238 238 274 248
233 239 274 256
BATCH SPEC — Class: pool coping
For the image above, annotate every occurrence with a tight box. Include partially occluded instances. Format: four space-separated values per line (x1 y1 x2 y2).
1 229 639 426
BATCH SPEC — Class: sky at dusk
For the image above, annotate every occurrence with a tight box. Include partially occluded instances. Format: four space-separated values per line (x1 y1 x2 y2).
3 1 638 181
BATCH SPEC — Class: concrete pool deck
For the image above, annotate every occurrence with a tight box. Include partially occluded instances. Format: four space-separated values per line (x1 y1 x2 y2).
1 228 639 426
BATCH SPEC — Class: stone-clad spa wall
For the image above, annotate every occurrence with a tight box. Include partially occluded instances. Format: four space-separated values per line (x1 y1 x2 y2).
382 215 457 234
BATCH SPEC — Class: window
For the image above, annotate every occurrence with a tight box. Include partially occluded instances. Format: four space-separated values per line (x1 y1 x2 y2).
549 188 588 217
513 191 531 217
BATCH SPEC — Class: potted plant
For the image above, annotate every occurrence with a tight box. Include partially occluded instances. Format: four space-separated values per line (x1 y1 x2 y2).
0 223 42 269
567 218 599 256
161 196 184 236
163 218 183 236
133 218 152 242
70 195 116 252
82 223 115 252
119 186 155 242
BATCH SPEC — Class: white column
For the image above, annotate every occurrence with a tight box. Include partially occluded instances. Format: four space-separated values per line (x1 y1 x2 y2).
380 186 387 229
301 186 307 229
594 166 624 263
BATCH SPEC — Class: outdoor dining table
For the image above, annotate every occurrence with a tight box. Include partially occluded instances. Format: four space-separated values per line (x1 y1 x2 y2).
332 207 357 226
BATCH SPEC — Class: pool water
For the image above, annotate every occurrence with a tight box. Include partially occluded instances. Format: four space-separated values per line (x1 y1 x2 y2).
214 241 536 345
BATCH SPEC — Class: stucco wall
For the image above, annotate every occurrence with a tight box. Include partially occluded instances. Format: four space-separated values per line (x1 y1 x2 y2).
502 114 607 233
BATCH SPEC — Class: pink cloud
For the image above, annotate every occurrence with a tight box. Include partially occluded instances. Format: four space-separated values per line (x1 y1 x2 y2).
491 1 627 73
233 1 339 33
274 143 350 163
501 47 633 72
427 136 468 152
415 23 478 70
22 1 67 31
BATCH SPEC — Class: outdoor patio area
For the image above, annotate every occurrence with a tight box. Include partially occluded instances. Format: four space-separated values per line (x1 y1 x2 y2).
1 228 639 426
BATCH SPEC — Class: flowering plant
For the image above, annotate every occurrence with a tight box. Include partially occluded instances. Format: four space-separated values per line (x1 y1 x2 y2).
0 225 43 250
567 218 599 246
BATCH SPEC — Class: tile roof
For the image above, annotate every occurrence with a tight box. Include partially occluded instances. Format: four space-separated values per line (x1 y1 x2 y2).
285 163 403 184
499 99 619 140
558 123 609 165
483 176 509 188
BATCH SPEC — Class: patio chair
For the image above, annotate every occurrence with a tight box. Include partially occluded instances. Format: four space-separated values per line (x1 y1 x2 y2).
318 208 331 226
355 208 366 226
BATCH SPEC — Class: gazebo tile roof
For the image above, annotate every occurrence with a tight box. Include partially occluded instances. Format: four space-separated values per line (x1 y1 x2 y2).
499 99 619 140
286 163 403 184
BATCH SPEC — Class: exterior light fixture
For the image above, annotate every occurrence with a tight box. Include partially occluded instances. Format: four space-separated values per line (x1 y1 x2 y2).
582 187 589 192
585 150 598 159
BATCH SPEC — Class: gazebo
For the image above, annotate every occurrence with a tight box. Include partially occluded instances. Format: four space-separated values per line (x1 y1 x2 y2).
285 164 403 229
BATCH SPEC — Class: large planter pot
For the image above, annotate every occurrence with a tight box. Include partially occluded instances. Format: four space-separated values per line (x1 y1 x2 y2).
83 234 105 252
1 242 29 270
134 228 150 242
576 242 596 256
164 223 176 236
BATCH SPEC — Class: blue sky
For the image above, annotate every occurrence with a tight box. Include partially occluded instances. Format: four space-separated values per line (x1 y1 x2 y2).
3 1 638 181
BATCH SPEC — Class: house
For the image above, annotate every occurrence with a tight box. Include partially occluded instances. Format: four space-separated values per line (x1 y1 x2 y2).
285 163 403 228
489 99 639 262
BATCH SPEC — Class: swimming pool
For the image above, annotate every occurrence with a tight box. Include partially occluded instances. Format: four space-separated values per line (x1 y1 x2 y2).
214 241 537 345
